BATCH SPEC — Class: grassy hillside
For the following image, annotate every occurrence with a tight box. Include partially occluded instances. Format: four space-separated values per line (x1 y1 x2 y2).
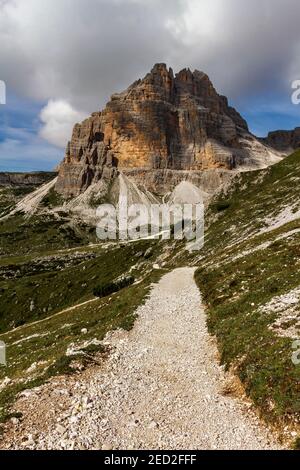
0 234 170 422
0 213 97 258
1 157 300 443
0 177 175 422
0 172 87 258
0 241 161 333
193 150 300 439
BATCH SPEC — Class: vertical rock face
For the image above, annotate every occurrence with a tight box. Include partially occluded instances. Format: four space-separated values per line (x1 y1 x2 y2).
263 127 300 152
55 115 118 197
55 64 277 197
98 64 248 170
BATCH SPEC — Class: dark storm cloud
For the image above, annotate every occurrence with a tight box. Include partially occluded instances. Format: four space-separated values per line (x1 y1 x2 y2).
0 0 300 147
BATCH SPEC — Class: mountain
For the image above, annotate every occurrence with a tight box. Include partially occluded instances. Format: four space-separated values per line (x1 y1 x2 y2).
262 127 300 152
1 67 300 447
2 64 296 221
55 64 284 200
0 172 56 187
1 151 300 448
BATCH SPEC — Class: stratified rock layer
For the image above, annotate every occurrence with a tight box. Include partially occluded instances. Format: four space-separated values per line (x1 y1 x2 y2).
55 64 279 197
263 127 300 152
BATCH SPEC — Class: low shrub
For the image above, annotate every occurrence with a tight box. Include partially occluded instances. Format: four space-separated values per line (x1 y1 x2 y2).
214 200 231 212
93 275 135 298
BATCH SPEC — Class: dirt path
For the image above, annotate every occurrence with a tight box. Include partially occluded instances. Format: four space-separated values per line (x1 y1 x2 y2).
2 268 281 450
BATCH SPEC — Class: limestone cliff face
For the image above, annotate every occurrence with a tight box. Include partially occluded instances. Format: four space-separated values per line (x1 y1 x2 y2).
98 64 249 170
55 64 277 197
263 127 300 152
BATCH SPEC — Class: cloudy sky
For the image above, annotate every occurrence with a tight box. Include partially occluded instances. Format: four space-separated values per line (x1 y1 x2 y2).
0 0 300 171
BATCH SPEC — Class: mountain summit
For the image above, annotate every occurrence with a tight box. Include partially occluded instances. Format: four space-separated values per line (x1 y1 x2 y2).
53 64 285 198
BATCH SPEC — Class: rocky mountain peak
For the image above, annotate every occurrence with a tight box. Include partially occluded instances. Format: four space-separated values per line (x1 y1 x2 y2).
55 64 281 198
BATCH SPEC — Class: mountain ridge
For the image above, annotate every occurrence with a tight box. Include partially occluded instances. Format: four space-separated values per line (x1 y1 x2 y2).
55 64 285 199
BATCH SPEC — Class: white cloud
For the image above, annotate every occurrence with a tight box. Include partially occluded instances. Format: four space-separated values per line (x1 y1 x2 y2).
39 99 87 148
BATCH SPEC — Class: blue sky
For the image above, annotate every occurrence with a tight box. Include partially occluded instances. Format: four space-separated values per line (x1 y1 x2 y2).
0 93 61 172
0 0 300 172
237 94 300 138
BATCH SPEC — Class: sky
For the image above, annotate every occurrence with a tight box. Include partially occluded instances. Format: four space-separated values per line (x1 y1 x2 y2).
0 0 300 172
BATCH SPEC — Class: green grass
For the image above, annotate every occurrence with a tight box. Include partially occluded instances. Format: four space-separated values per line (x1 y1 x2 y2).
0 213 96 258
204 149 300 253
0 223 166 422
93 275 135 298
193 150 300 428
2 152 300 437
0 180 167 421
0 267 163 422
0 240 159 333
195 239 300 421
41 187 64 208
293 437 300 450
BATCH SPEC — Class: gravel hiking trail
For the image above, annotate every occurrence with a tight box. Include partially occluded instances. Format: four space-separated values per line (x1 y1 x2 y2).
2 268 281 450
